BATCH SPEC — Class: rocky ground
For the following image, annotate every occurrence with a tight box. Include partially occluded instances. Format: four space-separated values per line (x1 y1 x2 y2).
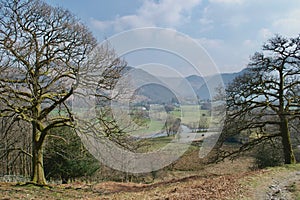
244 166 300 200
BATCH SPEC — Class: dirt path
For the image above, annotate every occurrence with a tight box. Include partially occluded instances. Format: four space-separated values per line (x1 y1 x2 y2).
244 167 300 200
259 171 300 200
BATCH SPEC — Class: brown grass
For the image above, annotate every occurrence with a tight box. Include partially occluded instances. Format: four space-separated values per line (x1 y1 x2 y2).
0 157 256 200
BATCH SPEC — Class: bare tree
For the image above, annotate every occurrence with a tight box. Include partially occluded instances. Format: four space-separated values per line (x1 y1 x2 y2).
0 0 126 185
219 35 300 164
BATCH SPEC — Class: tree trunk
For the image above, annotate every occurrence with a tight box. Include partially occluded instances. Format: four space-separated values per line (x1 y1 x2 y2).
32 140 47 185
61 176 69 184
31 122 47 185
280 116 296 164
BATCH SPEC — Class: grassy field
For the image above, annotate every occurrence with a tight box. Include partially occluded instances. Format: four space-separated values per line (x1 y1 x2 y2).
137 136 174 152
131 120 165 137
130 104 211 138
171 105 210 125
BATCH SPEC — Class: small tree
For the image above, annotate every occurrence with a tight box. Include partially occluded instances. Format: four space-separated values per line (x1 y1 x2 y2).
44 126 99 184
164 116 181 136
220 35 300 164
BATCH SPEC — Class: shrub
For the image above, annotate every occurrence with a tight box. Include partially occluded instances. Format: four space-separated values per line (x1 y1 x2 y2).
253 139 284 169
44 126 99 183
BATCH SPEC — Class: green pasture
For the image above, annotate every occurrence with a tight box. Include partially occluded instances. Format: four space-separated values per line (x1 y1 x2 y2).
171 105 210 125
131 120 165 137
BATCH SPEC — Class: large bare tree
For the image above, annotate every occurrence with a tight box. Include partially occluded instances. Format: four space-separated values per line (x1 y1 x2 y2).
220 35 300 164
0 0 126 185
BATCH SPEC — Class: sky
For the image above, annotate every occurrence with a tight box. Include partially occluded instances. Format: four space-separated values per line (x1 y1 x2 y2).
45 0 300 76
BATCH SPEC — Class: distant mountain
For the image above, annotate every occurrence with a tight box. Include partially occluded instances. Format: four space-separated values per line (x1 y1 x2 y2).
123 68 180 104
134 83 178 104
185 75 206 89
175 69 246 100
194 69 247 100
124 67 247 102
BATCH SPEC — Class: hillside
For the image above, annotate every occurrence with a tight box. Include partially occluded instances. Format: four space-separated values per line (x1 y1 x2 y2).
2 163 300 199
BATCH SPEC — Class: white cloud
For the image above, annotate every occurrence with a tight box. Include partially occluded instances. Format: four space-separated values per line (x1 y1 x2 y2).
209 0 245 4
199 17 213 26
243 39 256 47
197 37 224 49
259 28 273 40
198 6 215 33
272 9 300 37
196 37 257 73
92 0 202 31
224 15 248 27
197 1 249 32
91 15 154 33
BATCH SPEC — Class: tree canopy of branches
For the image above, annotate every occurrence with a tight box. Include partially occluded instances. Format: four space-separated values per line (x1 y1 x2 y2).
221 34 300 164
0 0 126 185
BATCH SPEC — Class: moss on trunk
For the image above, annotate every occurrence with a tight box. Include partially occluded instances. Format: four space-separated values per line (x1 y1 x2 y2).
280 116 296 164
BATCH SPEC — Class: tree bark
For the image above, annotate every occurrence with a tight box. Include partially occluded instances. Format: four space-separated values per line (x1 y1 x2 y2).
280 116 296 164
31 122 47 185
32 140 47 185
